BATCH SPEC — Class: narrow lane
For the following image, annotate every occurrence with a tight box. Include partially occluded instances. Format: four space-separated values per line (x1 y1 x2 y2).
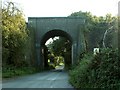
2 70 74 89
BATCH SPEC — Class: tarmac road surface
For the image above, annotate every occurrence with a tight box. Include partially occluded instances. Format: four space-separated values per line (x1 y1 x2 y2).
2 66 75 89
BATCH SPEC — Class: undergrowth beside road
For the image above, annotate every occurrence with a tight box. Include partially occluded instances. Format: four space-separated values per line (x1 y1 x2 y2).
69 48 120 88
2 67 40 78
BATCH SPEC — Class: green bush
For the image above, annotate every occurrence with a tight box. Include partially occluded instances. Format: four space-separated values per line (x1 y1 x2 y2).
48 63 55 69
2 2 36 70
69 53 93 88
2 47 9 66
90 48 119 88
69 48 120 88
2 66 38 78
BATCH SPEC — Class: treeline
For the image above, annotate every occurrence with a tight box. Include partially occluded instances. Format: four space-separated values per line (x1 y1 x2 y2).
69 11 118 51
68 11 119 88
2 2 37 78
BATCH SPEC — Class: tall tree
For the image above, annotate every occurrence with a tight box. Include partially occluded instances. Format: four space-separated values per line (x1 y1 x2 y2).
2 2 29 67
68 11 118 50
47 37 72 66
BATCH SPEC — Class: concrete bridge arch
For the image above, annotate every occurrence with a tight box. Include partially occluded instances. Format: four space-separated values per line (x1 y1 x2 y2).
28 17 85 69
41 29 73 68
41 29 73 45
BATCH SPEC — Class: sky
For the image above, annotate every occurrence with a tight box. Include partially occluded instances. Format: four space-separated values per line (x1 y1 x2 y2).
3 0 120 21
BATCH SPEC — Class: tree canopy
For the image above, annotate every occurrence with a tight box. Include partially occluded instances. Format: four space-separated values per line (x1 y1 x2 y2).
47 37 71 56
2 2 29 67
69 11 118 50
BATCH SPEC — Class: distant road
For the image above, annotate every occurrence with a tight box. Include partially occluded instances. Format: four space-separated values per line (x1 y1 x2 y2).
2 67 75 89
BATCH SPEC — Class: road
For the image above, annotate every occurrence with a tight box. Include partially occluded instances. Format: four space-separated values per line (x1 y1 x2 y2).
2 66 75 89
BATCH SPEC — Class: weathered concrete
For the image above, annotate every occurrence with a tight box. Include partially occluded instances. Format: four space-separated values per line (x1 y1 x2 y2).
28 17 85 68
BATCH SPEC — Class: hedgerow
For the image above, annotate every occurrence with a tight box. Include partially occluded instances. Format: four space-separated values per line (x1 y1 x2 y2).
69 48 120 88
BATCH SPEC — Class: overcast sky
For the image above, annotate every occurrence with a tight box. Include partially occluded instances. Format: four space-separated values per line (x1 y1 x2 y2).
3 0 120 21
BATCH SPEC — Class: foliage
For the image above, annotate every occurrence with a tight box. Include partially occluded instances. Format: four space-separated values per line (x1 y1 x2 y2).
47 37 71 56
2 66 39 78
47 54 64 68
48 63 55 69
69 48 120 88
2 2 38 78
69 11 118 51
90 48 120 88
69 53 93 88
47 37 71 68
2 2 30 67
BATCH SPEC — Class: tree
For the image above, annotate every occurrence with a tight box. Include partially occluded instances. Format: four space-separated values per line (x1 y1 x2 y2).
68 11 118 51
47 37 71 56
2 2 29 67
47 37 72 67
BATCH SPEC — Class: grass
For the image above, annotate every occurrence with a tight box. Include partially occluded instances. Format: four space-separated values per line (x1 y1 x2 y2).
2 67 40 78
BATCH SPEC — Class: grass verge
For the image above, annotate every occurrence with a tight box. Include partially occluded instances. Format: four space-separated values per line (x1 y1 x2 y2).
2 66 40 78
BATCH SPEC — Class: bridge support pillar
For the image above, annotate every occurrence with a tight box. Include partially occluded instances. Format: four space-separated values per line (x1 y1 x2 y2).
72 42 78 65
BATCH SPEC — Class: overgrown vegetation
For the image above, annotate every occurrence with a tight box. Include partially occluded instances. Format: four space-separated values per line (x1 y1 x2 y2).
69 48 119 88
46 36 71 69
69 11 119 88
2 3 119 86
2 67 39 78
2 2 37 78
69 11 118 51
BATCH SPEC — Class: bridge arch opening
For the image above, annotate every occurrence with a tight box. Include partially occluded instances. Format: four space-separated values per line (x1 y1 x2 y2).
40 30 73 70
